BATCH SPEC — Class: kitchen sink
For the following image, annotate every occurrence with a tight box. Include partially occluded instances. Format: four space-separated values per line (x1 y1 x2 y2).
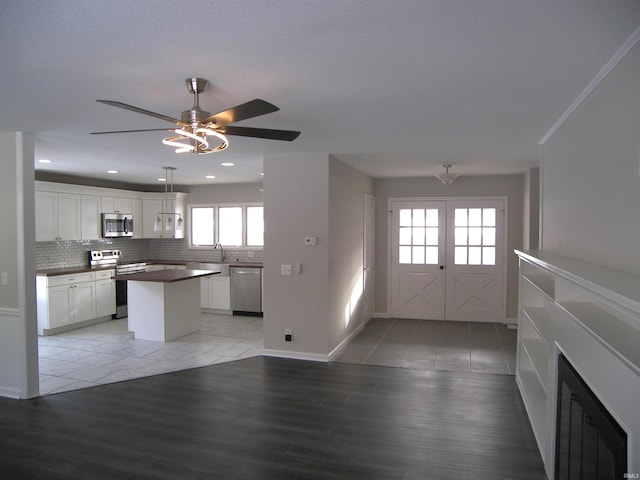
185 262 230 276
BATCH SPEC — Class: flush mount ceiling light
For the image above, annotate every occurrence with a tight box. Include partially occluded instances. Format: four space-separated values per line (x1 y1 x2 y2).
435 164 459 185
92 77 301 155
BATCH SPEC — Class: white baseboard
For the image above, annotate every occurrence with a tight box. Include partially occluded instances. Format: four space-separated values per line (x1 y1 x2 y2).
328 323 365 361
262 349 329 363
0 387 22 399
374 312 391 318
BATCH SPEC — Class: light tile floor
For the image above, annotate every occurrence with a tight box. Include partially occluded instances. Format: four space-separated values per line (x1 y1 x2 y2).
38 313 263 396
335 317 517 374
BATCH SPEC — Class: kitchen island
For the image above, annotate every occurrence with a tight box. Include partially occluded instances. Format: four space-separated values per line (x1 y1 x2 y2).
116 269 219 342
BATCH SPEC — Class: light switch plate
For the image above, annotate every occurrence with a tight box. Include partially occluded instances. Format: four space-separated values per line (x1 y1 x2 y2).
304 236 317 246
281 264 292 276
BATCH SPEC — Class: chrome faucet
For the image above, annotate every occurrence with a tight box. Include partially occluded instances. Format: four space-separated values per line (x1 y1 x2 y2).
214 243 225 262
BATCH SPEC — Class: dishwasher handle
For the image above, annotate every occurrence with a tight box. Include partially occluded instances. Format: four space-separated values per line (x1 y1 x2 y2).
231 269 261 275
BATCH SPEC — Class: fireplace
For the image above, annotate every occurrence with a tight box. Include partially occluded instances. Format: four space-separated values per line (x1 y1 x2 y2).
555 354 627 479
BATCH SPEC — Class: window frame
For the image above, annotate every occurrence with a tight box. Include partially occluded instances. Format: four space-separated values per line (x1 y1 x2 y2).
188 202 264 250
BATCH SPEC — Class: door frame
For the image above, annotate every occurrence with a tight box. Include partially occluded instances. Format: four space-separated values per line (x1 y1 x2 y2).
387 196 508 321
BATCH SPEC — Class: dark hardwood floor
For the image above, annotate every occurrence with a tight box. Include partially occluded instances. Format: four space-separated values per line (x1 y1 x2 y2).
0 357 546 479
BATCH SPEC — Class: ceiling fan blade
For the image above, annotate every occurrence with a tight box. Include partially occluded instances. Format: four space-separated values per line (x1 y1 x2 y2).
96 100 188 126
91 128 174 135
202 99 280 126
216 125 301 142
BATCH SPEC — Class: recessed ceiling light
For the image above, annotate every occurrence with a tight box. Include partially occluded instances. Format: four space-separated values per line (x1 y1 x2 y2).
38 159 52 164
221 162 235 167
107 170 118 174
206 175 216 179
157 178 166 182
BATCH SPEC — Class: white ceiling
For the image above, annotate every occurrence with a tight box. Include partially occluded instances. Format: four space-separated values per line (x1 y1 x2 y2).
1 0 639 186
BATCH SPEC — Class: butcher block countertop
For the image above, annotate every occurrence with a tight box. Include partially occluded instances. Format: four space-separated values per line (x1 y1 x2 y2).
114 269 220 283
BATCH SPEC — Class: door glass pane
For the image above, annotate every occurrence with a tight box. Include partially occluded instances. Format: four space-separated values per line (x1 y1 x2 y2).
455 246 467 265
399 209 412 226
426 209 439 226
399 227 412 245
455 227 467 246
412 246 425 264
483 247 495 265
483 227 496 246
412 227 425 245
468 247 482 265
412 209 425 227
399 246 411 264
468 227 482 245
455 208 467 226
425 247 438 264
469 208 482 226
483 208 496 226
425 227 438 245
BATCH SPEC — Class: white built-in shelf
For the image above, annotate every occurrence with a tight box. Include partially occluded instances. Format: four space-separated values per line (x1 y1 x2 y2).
521 307 551 343
520 338 549 390
557 301 640 377
523 274 555 299
516 369 548 455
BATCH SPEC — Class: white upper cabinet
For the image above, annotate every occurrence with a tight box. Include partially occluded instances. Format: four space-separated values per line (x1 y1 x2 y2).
35 191 81 241
141 193 186 239
101 196 132 214
81 195 102 240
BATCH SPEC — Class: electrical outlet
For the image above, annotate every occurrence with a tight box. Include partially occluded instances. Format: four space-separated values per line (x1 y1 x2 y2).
281 264 292 276
1 272 7 286
304 236 317 246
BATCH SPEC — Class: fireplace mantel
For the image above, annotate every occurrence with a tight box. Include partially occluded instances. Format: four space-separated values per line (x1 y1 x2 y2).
514 249 640 478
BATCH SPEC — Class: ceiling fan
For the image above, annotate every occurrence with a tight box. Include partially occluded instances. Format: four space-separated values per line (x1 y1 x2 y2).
92 77 300 154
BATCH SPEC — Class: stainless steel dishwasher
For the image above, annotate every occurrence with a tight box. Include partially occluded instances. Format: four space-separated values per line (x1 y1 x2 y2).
230 266 262 316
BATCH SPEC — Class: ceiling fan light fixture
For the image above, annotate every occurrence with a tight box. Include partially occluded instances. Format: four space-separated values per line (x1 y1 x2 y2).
435 164 459 185
162 127 228 155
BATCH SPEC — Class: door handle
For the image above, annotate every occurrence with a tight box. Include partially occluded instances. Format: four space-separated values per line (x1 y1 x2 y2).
440 265 445 270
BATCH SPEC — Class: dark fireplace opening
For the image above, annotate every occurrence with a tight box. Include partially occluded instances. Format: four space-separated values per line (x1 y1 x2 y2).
555 354 627 479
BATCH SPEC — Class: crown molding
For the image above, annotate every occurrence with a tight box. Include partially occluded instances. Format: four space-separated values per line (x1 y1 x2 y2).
539 25 640 146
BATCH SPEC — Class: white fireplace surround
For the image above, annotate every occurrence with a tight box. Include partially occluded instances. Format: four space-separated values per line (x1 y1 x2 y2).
514 249 640 478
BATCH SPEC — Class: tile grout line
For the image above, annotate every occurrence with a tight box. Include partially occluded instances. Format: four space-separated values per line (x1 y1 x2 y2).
361 317 397 364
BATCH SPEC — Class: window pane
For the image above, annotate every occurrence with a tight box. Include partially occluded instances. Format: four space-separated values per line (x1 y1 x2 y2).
425 247 438 264
191 207 214 245
425 227 438 245
469 208 482 226
483 247 496 265
246 206 264 246
426 209 439 227
399 246 411 264
412 209 425 227
399 209 412 226
455 208 467 226
483 227 496 246
483 208 496 227
455 246 467 265
468 227 482 246
412 227 425 245
469 247 482 265
455 227 467 246
399 227 412 245
219 206 243 246
412 246 425 264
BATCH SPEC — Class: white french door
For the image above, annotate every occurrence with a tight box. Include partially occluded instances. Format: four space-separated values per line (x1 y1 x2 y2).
390 198 506 322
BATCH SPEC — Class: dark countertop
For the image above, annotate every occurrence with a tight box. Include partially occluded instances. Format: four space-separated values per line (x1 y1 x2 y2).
36 265 117 277
114 269 220 283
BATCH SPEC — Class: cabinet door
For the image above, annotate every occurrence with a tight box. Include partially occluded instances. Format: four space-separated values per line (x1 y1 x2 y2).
142 199 164 238
131 198 143 238
102 196 132 214
73 282 96 323
81 195 102 240
95 279 115 317
35 191 59 241
48 285 73 328
57 194 82 241
200 277 210 308
208 276 231 310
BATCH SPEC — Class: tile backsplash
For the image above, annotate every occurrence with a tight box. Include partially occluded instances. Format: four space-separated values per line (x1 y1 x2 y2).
35 238 263 270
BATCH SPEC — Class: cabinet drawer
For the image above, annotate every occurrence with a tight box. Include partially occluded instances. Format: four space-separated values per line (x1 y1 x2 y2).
94 269 115 280
47 271 95 287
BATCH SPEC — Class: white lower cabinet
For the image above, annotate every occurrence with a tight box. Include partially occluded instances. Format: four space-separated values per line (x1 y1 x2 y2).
201 275 231 311
37 269 115 335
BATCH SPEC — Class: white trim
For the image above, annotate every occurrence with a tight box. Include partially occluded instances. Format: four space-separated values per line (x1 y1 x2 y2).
0 307 19 317
539 26 640 146
328 323 365 361
374 312 391 318
0 387 22 399
262 349 329 362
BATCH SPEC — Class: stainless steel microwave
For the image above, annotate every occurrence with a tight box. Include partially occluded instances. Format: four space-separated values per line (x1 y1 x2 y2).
102 213 133 237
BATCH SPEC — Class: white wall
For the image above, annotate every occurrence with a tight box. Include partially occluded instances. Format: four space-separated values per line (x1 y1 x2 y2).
327 156 374 351
185 182 263 204
263 153 331 358
541 41 640 273
523 167 540 250
373 174 524 319
0 132 38 398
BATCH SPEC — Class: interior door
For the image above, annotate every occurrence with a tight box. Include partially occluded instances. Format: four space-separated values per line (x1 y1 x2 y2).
445 200 505 322
390 201 446 320
363 194 376 324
